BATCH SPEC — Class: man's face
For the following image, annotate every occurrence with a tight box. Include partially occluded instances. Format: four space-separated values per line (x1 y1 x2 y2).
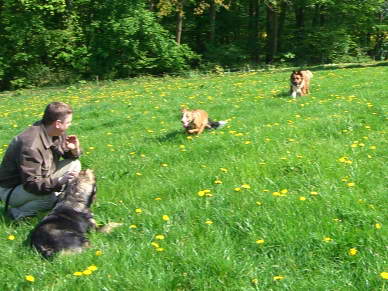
55 114 73 135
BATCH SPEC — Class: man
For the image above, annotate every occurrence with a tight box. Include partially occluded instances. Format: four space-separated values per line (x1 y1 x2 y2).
0 102 82 220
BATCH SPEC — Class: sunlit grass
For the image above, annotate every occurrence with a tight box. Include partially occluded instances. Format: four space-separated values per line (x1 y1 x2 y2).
0 63 387 290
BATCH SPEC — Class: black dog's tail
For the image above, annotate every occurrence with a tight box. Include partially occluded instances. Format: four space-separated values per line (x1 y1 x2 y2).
208 119 228 130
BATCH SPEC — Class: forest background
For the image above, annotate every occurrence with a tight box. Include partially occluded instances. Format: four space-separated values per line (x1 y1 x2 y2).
0 0 387 90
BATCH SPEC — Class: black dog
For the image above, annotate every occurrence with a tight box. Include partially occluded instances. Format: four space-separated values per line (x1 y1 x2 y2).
30 169 97 259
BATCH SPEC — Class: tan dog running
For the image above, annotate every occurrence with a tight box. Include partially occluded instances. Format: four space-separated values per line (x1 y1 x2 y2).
290 70 313 98
181 109 227 135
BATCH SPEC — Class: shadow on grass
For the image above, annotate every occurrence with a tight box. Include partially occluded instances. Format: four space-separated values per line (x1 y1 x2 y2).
155 130 185 143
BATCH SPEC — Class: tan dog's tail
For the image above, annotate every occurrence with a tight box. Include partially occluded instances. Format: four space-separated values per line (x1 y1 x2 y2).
305 70 313 79
208 119 228 130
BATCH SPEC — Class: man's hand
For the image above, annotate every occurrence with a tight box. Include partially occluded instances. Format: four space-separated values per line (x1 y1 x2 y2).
58 171 79 185
65 135 81 155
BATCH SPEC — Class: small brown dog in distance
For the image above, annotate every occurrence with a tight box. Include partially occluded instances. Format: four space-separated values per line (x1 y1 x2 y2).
181 109 227 135
290 70 313 98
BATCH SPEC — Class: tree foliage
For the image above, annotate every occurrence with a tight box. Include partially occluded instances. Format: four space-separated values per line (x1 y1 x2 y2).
0 0 386 90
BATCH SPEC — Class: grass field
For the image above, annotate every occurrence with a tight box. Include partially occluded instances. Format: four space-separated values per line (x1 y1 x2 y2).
0 63 387 290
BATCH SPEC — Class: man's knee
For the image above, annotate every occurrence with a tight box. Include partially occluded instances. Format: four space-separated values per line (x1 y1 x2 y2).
70 159 81 172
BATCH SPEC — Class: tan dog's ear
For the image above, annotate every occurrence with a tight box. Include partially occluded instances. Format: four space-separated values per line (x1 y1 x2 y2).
181 108 188 113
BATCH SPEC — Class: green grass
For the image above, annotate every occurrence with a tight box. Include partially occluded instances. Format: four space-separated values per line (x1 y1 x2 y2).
0 63 387 290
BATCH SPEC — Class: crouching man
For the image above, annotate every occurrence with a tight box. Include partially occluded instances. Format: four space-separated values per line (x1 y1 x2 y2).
0 102 82 220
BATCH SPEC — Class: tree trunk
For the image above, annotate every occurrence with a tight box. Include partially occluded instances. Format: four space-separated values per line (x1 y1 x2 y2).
277 1 287 53
266 5 279 63
248 0 261 63
209 0 216 43
176 1 184 44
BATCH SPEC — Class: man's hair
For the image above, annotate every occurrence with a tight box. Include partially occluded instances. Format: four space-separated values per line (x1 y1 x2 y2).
42 102 73 125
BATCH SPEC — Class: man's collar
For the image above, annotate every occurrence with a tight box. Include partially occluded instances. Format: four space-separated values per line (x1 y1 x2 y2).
38 121 55 149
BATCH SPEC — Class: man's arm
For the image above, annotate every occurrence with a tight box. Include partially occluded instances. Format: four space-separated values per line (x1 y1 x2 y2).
19 147 63 195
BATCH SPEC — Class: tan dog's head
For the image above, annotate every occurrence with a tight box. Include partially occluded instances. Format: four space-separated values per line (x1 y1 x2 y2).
181 109 194 128
290 71 304 87
61 169 96 209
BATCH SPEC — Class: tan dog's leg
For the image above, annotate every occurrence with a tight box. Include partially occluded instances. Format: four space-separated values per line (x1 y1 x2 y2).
197 124 206 134
305 80 310 94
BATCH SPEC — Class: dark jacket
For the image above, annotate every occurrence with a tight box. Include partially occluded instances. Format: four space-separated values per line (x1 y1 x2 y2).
0 121 80 195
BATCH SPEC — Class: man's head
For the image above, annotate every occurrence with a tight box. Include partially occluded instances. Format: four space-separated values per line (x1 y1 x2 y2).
42 102 73 136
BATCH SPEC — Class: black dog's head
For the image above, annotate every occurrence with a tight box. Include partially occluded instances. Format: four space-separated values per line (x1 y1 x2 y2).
60 169 97 210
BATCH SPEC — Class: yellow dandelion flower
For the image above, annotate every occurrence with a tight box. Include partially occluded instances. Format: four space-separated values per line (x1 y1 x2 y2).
256 239 265 244
73 272 83 276
135 208 142 214
272 191 281 196
333 218 342 222
375 223 382 229
197 190 205 197
241 184 251 189
162 215 170 221
155 234 165 240
205 220 213 225
154 197 162 201
129 224 137 229
299 196 307 201
220 168 228 173
369 145 376 150
135 172 142 176
348 248 358 256
380 272 388 280
273 275 285 280
280 189 288 194
83 269 92 275
234 187 241 192
338 157 348 163
323 237 333 242
156 247 165 252
256 201 262 206
214 180 222 184
25 275 35 282
151 242 160 248
87 265 98 271
7 235 15 240
251 278 259 284
161 163 168 167
347 182 355 187
95 250 103 256
310 191 318 195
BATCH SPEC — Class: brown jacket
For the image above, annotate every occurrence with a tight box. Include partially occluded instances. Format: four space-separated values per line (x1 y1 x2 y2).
0 121 81 195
